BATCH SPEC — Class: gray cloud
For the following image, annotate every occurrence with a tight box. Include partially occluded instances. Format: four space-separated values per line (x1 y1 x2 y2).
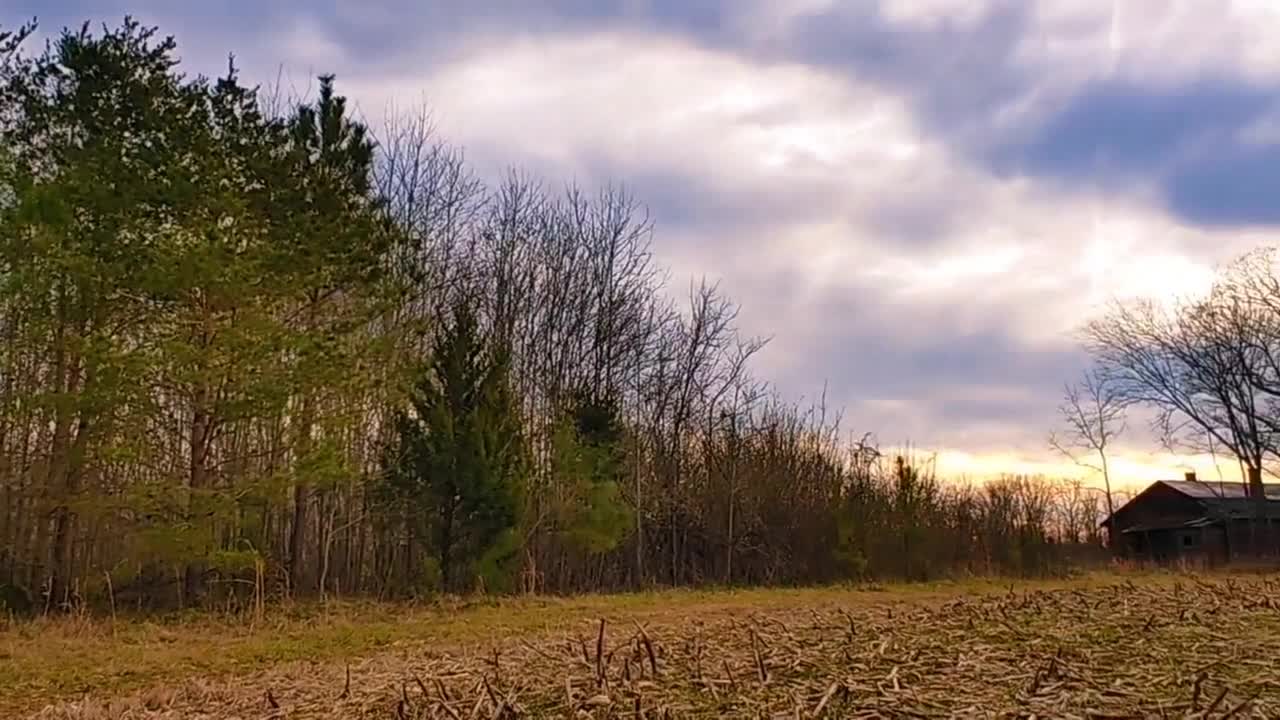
762 2 1032 147
754 282 1090 450
750 3 1280 230
9 0 741 72
988 78 1280 228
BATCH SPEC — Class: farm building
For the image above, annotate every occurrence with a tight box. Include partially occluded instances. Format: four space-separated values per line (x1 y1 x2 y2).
1102 473 1280 566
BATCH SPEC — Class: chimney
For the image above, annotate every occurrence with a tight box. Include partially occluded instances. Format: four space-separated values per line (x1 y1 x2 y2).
1184 471 1197 482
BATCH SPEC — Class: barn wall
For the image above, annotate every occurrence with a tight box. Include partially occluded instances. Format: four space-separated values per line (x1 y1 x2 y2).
1121 525 1226 566
1226 518 1280 557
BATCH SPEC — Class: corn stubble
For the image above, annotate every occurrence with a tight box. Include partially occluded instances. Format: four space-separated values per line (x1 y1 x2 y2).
33 577 1280 719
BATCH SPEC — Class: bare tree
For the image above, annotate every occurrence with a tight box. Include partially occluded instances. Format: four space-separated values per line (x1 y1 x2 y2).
1212 249 1280 457
1049 367 1126 545
1082 251 1280 554
1084 295 1273 495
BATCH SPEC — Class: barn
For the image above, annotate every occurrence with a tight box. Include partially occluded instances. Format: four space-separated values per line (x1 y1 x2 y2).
1102 473 1280 566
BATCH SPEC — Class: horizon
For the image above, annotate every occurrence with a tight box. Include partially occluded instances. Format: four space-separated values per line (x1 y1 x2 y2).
6 2 1279 485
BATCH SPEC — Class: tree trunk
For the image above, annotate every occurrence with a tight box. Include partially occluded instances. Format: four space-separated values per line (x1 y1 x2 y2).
46 318 86 610
49 416 89 609
1248 465 1266 556
725 488 734 585
184 383 213 601
289 480 309 594
633 438 643 589
319 493 336 598
1100 453 1115 550
440 495 455 592
725 423 737 585
290 294 321 596
289 393 314 595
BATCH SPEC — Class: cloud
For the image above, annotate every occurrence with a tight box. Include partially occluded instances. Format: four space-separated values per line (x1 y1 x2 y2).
1007 81 1273 180
247 23 1280 456
753 1 1032 149
405 30 966 256
993 78 1280 228
752 1 1280 230
10 0 1280 477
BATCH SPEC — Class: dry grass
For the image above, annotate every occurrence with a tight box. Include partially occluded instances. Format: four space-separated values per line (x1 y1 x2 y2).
8 573 1280 718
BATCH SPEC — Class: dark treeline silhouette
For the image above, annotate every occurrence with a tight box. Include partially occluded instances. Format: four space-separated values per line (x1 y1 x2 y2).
0 20 1104 613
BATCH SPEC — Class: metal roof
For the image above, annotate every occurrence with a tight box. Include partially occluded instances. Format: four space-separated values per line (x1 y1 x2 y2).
1162 481 1280 521
1160 480 1280 500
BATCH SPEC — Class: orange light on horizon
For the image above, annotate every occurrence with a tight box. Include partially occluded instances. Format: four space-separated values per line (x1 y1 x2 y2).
932 448 1251 491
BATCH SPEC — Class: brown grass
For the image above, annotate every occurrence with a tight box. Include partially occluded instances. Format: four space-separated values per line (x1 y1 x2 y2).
6 572 1280 718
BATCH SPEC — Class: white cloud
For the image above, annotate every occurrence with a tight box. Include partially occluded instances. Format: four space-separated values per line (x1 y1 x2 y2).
276 19 351 75
879 0 991 29
415 32 928 185
1018 1 1280 85
399 26 1265 363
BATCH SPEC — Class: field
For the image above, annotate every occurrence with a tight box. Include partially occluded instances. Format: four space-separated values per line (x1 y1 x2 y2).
5 573 1280 718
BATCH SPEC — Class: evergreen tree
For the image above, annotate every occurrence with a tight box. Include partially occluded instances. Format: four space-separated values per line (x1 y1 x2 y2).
278 73 392 594
382 302 525 593
0 20 399 605
0 19 212 605
145 60 300 601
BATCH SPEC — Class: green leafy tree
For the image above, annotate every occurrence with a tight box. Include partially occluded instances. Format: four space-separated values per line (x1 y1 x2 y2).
382 302 525 593
549 394 632 556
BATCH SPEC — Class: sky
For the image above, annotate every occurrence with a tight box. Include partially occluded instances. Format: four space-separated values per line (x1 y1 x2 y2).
7 1 1280 487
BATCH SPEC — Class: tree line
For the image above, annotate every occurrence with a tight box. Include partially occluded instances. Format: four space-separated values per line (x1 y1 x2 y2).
0 20 1105 613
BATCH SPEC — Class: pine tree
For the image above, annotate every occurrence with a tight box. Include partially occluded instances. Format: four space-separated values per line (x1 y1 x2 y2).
0 21 400 605
147 60 300 601
279 73 390 594
382 302 525 593
0 19 212 606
